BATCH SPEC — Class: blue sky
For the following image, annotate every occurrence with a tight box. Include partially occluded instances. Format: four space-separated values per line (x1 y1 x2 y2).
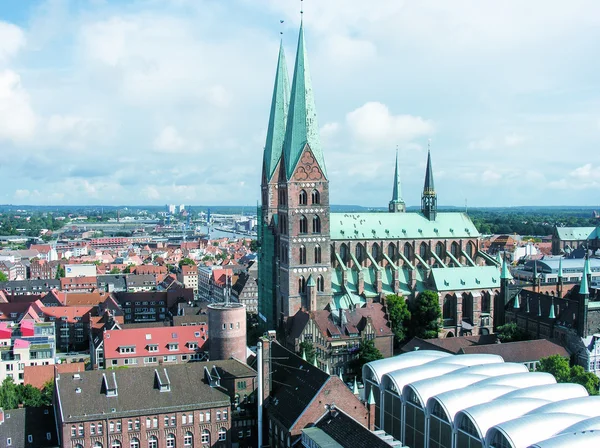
0 0 598 207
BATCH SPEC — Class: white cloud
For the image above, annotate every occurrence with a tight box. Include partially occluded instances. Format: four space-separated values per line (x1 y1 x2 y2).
0 22 26 62
0 70 37 143
346 102 434 148
143 186 161 200
154 126 186 152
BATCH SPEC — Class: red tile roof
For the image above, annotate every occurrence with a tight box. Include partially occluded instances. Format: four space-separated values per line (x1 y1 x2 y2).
103 325 208 360
24 362 86 389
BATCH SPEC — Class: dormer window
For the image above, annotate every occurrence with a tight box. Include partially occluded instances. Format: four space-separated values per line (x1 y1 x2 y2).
168 343 179 351
187 342 198 349
147 344 158 352
119 346 136 354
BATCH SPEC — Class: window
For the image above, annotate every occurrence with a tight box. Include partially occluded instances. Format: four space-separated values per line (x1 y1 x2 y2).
146 418 151 428
188 413 193 424
71 425 76 437
182 414 187 425
216 411 221 421
93 443 103 448
317 275 324 292
171 416 176 426
419 242 428 259
184 432 193 447
314 244 321 264
312 215 321 233
201 429 210 444
223 410 228 420
130 438 140 448
148 436 158 448
237 380 247 389
116 421 121 432
299 215 308 234
199 413 204 423
128 420 133 431
166 434 175 448
110 422 115 432
112 441 122 448
152 417 158 428
78 424 84 436
134 419 140 430
218 427 227 441
298 276 306 294
403 243 413 260
98 422 103 434
164 416 170 426
435 242 445 257
299 189 307 205
205 411 211 422
311 189 320 204
299 245 306 264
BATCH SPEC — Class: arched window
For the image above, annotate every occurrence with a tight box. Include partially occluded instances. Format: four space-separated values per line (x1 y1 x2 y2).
419 242 428 259
130 438 140 448
93 443 103 448
481 293 491 314
312 215 321 233
317 275 324 292
218 427 227 441
166 433 175 448
71 425 76 437
299 189 307 205
387 243 396 261
443 295 456 327
184 432 193 447
299 245 306 264
299 215 308 234
356 244 365 265
403 243 413 260
75 445 83 448
311 189 320 204
435 242 445 257
372 243 380 262
451 242 459 257
201 430 210 444
340 244 349 264
111 441 122 448
148 435 158 448
314 245 321 264
298 276 306 294
467 241 475 258
462 294 473 325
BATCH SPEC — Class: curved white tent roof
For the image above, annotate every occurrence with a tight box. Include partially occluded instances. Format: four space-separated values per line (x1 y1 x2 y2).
500 382 588 401
426 384 517 423
529 431 600 448
485 412 590 448
402 372 491 408
558 416 600 434
432 353 504 366
473 371 555 388
528 396 600 418
455 398 551 440
381 362 466 395
362 350 450 385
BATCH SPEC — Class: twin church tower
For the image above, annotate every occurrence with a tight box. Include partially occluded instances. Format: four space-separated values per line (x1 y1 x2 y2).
258 22 439 330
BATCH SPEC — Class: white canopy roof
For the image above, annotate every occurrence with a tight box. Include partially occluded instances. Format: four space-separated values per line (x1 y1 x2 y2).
528 396 600 418
558 416 600 434
363 350 450 385
530 431 600 448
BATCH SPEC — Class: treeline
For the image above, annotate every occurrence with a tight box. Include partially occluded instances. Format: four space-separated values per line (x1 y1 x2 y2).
0 377 53 410
0 213 67 237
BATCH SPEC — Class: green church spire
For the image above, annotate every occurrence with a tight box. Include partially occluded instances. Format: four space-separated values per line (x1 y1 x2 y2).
501 256 513 280
423 148 435 195
283 21 327 179
580 259 590 296
389 148 406 213
421 143 437 221
263 40 290 182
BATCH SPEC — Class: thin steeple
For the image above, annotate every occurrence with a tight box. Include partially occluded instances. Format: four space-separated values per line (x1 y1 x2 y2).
501 256 513 280
389 148 406 213
423 147 435 194
283 20 327 179
263 40 290 182
558 257 564 278
580 262 590 296
421 141 437 221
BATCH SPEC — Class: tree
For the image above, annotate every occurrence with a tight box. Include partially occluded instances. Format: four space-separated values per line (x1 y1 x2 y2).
352 339 383 378
123 264 135 274
537 354 571 383
55 264 65 279
386 294 411 347
0 377 19 410
109 267 121 274
570 365 599 396
179 258 196 268
496 322 529 343
17 384 44 408
41 380 54 405
0 271 7 282
298 341 316 364
411 290 442 339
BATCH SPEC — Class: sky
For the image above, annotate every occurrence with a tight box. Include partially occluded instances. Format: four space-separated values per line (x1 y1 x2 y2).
0 0 599 208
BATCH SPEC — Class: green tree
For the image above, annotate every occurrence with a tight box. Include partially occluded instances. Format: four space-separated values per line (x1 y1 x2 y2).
496 322 529 343
386 294 411 347
537 355 572 383
0 271 7 282
41 379 54 405
55 264 65 279
109 267 121 274
411 290 442 339
352 339 383 378
123 264 135 274
0 377 20 410
179 258 196 268
570 365 599 396
17 384 44 407
298 341 316 364
249 240 258 252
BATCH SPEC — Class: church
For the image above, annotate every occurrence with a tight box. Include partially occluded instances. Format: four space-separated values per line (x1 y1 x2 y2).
257 21 504 358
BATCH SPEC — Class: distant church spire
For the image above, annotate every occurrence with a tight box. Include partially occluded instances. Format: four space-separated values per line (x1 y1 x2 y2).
421 141 437 221
262 40 290 182
283 19 327 179
389 147 406 213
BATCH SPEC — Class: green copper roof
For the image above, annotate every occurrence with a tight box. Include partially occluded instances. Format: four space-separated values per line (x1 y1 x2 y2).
430 266 500 292
548 298 556 319
263 40 290 182
367 388 376 405
513 293 520 309
558 257 564 278
555 226 597 241
307 274 316 287
584 256 592 277
330 211 480 240
283 22 327 179
581 261 590 295
390 149 404 204
423 149 435 195
501 257 513 280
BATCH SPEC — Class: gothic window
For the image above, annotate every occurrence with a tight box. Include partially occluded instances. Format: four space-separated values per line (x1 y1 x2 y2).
111 442 122 448
299 245 307 265
299 190 307 205
184 432 193 447
443 295 456 326
388 243 396 261
298 276 306 294
311 189 320 204
148 436 158 448
340 244 349 265
462 294 473 324
314 245 322 264
482 293 491 314
356 244 365 265
372 243 380 262
435 242 445 257
201 430 210 444
278 188 287 206
130 438 140 448
403 243 413 260
299 215 308 234
166 434 175 448
419 242 428 259
451 242 459 257
317 275 324 292
467 241 476 258
312 215 321 233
